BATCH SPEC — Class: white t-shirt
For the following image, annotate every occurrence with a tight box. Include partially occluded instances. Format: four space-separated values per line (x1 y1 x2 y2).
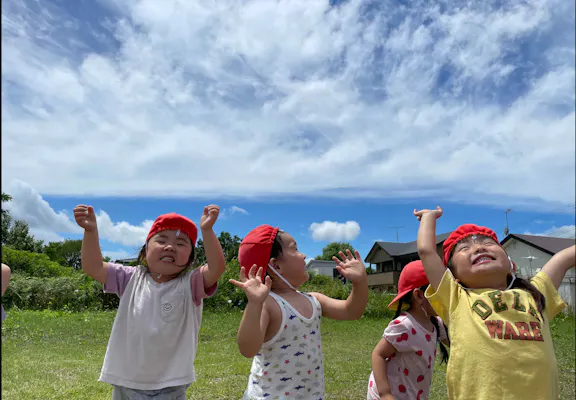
99 263 217 390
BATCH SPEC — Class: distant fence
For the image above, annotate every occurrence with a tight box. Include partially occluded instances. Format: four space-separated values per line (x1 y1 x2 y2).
558 278 576 315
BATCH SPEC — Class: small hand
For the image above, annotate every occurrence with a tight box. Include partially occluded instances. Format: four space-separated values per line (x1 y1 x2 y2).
73 205 97 232
229 265 272 304
332 249 367 283
414 206 443 221
200 204 220 230
380 393 395 400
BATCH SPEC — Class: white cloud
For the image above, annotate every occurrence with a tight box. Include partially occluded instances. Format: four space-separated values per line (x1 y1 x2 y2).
2 179 154 247
525 225 576 239
229 206 248 215
219 205 249 220
2 180 82 242
95 211 154 247
1 0 574 208
309 221 361 242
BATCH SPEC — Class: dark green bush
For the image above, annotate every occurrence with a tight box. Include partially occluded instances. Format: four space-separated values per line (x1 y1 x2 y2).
2 246 76 278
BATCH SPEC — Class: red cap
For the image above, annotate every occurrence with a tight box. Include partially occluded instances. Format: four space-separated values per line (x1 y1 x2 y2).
388 261 429 310
146 213 198 245
238 225 280 277
442 224 499 265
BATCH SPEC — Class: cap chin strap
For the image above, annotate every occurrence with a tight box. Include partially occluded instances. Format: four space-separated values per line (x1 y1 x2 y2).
460 256 516 291
505 256 517 290
268 264 297 291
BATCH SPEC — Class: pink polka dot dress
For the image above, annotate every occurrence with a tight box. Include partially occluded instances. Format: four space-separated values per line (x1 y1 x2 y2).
367 312 447 400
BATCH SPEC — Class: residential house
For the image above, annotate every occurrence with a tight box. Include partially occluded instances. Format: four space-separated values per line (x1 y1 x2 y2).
114 258 138 266
501 233 575 313
364 233 451 291
306 259 347 283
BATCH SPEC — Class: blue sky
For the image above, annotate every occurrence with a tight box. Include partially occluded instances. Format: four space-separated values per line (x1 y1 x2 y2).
2 0 575 264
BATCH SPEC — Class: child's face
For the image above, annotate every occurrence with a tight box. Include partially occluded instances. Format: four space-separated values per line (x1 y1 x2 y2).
146 230 193 277
450 235 510 289
272 232 309 287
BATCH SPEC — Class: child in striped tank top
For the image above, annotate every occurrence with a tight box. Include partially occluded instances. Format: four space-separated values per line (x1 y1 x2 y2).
230 225 369 400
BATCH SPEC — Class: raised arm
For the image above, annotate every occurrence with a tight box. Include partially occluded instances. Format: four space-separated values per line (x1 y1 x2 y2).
310 250 368 320
230 266 272 358
371 339 397 400
199 205 226 289
1 263 11 295
414 207 445 291
541 244 575 290
74 205 108 284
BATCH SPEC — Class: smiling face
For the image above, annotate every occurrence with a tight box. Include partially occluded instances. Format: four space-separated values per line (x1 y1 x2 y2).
269 232 309 288
449 235 511 289
145 229 194 278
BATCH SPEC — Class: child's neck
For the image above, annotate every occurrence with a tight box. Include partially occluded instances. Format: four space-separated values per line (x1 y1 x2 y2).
405 305 431 328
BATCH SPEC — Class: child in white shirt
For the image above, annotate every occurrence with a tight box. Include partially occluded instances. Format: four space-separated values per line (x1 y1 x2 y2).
74 204 226 399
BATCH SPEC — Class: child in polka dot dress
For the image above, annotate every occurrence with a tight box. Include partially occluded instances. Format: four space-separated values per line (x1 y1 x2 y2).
368 261 449 400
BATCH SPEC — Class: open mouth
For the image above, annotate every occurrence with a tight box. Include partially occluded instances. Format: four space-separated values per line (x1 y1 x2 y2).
160 256 175 263
472 254 495 265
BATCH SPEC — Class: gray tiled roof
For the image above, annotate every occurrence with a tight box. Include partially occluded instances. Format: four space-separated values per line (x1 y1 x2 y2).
375 232 452 256
502 234 575 255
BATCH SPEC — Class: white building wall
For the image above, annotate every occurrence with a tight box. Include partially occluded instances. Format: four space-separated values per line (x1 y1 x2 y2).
503 239 575 314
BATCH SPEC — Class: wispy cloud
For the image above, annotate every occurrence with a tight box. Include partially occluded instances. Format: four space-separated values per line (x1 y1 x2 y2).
1 0 574 207
525 225 576 239
220 205 249 219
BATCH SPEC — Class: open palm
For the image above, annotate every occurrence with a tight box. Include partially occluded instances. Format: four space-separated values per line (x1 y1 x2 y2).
332 249 367 283
229 265 271 304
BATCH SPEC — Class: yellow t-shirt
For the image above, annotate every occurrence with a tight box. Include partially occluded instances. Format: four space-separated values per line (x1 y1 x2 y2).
425 270 565 400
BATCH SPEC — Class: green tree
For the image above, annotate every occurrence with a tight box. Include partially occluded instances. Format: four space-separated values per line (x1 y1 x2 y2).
1 192 43 252
193 231 242 267
5 220 44 252
315 242 356 261
43 239 83 270
1 192 12 217
1 193 13 241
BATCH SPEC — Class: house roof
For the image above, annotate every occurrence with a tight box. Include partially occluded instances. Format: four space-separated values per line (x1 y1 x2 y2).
501 233 575 256
365 232 452 262
305 259 336 269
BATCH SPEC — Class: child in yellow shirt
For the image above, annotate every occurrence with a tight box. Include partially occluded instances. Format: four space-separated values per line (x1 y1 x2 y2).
414 206 575 400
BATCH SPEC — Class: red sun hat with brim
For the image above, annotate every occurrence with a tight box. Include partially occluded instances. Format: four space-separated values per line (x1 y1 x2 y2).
442 224 517 272
238 225 280 278
388 261 430 310
146 213 198 246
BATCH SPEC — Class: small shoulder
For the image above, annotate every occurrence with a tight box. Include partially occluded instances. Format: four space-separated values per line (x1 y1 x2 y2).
387 313 413 329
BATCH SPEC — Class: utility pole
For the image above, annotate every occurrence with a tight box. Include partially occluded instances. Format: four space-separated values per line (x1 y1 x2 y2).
504 209 512 236
389 226 404 242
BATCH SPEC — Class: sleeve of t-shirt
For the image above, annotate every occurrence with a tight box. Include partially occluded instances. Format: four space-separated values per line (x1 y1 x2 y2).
383 318 420 352
436 316 448 342
424 269 462 326
190 265 218 307
530 271 566 320
104 263 137 297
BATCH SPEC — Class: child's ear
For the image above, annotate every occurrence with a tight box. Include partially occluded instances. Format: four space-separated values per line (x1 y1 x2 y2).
413 288 425 301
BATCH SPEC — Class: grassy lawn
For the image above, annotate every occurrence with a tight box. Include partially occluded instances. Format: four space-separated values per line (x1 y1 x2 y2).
2 310 575 399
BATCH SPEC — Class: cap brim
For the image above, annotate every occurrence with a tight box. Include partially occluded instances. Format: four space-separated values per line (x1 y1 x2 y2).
387 288 413 310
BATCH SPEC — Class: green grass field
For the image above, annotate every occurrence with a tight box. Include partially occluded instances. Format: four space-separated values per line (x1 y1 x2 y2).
2 310 575 399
